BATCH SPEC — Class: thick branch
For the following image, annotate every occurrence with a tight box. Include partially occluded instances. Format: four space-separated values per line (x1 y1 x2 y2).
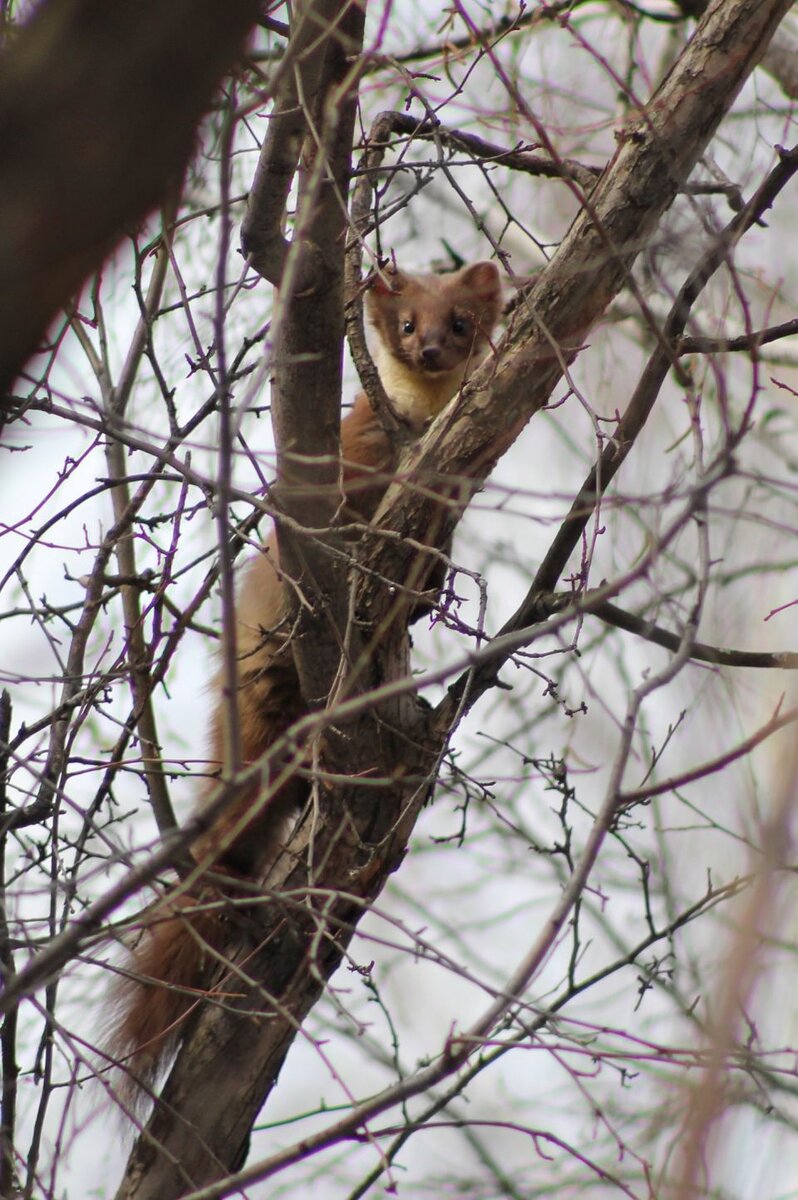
426 34 798 726
115 7 793 1193
267 2 367 718
363 0 793 642
241 0 349 284
438 140 798 723
114 6 373 1196
0 0 261 399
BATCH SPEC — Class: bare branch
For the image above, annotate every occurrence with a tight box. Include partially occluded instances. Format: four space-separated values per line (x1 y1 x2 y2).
440 139 798 724
587 596 798 669
678 315 798 354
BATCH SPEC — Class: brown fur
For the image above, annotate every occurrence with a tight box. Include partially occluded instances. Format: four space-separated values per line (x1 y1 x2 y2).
106 261 502 1102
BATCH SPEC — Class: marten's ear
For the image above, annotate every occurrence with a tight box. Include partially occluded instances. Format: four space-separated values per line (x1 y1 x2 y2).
457 260 501 300
369 260 407 297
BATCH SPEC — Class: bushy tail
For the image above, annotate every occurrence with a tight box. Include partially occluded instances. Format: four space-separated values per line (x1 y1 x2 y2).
106 887 229 1109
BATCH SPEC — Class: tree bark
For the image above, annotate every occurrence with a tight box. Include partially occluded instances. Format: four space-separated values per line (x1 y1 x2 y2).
0 0 261 401
363 0 794 626
116 1 372 1191
113 0 794 1195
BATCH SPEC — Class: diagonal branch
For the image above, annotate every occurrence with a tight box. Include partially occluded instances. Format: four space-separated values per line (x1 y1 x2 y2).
364 0 795 655
438 138 798 725
114 7 794 1195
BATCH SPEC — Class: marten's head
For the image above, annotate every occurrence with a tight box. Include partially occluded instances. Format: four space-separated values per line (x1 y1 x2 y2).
365 260 502 424
367 260 501 377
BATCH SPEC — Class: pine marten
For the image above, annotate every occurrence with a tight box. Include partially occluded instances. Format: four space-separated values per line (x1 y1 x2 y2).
107 259 502 1102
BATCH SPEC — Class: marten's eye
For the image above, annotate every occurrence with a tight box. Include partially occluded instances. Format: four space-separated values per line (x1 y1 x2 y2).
402 320 415 335
452 317 468 335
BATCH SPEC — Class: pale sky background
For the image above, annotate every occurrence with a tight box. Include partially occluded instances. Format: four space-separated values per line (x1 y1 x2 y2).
3 2 798 1196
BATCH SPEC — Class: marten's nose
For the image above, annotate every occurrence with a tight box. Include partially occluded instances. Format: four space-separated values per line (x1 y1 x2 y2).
420 344 442 368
